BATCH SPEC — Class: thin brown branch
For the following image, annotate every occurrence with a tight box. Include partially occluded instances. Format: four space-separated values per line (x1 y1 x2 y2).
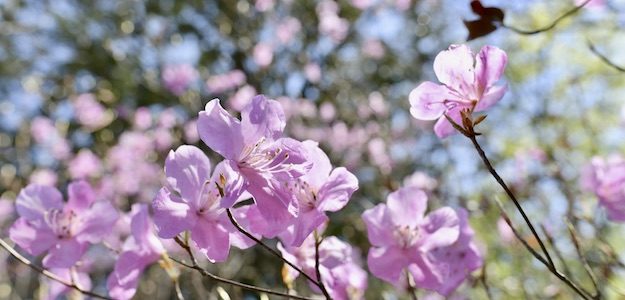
540 224 573 277
566 221 601 299
172 236 314 300
501 0 591 35
588 41 625 72
0 238 112 300
225 208 329 297
313 230 332 299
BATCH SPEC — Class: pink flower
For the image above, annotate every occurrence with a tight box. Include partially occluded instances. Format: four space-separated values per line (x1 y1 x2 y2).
68 149 103 179
278 234 367 299
73 93 113 130
206 70 247 94
107 204 165 300
582 155 625 222
9 181 118 268
162 64 198 96
362 187 460 287
197 95 312 235
279 141 358 246
152 145 255 262
417 209 482 296
409 44 507 138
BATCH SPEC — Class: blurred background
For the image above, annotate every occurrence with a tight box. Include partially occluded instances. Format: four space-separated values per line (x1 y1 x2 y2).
1 0 625 299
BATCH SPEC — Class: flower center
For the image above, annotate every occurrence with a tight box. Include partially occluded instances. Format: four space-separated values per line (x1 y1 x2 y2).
393 225 419 248
45 209 76 239
286 179 317 210
196 180 222 217
238 137 293 175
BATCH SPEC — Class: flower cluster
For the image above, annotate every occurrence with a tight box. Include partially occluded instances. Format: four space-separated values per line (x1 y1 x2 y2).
362 186 482 295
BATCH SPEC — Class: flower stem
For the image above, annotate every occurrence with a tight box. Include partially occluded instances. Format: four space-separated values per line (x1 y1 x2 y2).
172 236 314 300
0 238 113 300
314 230 332 300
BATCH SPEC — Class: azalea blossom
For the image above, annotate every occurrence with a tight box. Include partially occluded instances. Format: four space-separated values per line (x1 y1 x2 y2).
45 267 92 300
280 140 358 247
9 181 118 268
417 209 482 296
107 204 165 300
362 186 460 287
409 44 507 138
278 233 367 300
582 155 625 222
161 64 198 96
152 145 255 262
197 95 312 235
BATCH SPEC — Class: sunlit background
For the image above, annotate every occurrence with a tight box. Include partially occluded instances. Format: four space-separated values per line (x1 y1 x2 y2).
1 0 625 298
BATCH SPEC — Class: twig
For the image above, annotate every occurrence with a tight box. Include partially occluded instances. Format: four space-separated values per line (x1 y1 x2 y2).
173 277 185 300
0 238 112 300
479 264 493 300
466 131 555 268
566 221 601 299
540 224 573 277
496 208 591 299
313 230 332 300
405 270 418 300
225 208 329 297
588 41 625 72
172 236 314 300
501 0 591 35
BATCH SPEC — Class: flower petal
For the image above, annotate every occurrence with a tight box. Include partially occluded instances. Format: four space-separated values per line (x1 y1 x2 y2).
152 187 196 239
386 186 428 228
367 246 409 285
475 83 507 112
212 160 247 208
433 44 476 96
42 238 87 268
409 82 452 121
300 140 332 188
289 210 328 247
420 207 460 252
198 99 244 160
165 145 212 205
74 200 119 244
129 204 165 254
433 107 462 139
317 167 358 212
107 250 155 300
16 184 63 221
66 180 96 213
191 218 231 263
475 45 507 93
9 218 57 256
361 204 395 247
241 95 286 144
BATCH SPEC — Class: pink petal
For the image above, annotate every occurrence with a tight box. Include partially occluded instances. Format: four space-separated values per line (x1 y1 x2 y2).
66 180 96 213
387 186 428 227
240 95 286 144
300 140 332 189
367 246 409 285
433 44 476 96
475 84 507 112
317 167 358 212
474 45 507 94
191 218 231 263
361 204 395 247
42 238 87 268
107 250 155 300
198 99 244 160
16 184 63 221
130 204 165 254
9 218 57 256
75 201 119 244
409 82 452 121
212 160 247 208
420 207 460 252
289 210 328 247
165 145 212 205
152 188 196 239
433 107 463 139
224 205 259 249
